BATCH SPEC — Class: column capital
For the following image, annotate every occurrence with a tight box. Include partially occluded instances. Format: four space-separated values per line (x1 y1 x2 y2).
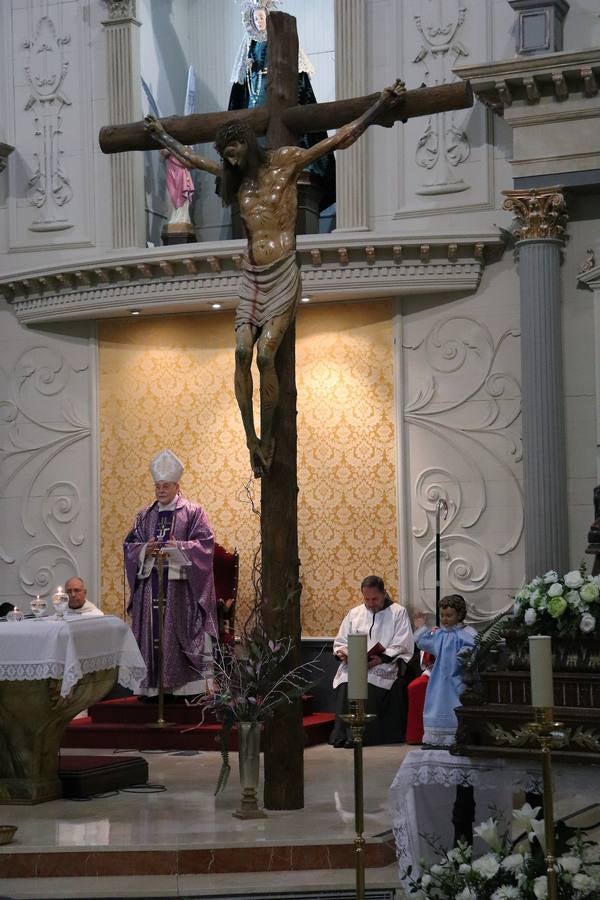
102 0 137 22
502 187 568 242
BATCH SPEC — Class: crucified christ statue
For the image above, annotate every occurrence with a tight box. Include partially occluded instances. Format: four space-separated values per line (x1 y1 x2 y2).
144 80 406 478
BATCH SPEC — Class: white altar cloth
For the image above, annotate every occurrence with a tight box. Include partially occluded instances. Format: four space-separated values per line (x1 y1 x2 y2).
389 749 600 884
0 615 146 697
388 749 535 883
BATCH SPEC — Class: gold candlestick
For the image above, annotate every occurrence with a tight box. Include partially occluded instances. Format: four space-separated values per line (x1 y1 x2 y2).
341 699 376 900
526 707 567 900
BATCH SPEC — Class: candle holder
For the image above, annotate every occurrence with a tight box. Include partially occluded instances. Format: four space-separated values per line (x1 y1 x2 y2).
340 699 377 900
524 707 569 900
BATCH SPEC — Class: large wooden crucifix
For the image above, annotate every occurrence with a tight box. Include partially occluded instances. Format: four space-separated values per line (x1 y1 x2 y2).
100 12 472 811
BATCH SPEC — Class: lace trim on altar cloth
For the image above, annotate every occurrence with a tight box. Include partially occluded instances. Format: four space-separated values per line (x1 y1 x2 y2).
0 655 146 698
422 726 457 748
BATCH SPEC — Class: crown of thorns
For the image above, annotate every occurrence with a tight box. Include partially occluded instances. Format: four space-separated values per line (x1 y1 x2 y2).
214 121 253 156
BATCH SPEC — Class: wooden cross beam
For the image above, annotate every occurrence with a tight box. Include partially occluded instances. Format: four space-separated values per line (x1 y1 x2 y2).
101 11 474 813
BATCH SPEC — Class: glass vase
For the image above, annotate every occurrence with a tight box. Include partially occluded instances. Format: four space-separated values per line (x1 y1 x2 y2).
233 721 266 819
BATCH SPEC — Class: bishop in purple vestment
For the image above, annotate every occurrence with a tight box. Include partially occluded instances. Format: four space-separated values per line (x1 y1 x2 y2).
124 449 218 696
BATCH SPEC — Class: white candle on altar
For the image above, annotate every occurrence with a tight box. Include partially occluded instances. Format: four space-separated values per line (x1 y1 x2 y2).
528 635 554 708
347 633 368 700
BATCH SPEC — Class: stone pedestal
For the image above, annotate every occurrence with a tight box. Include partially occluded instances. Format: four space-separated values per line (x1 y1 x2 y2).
508 0 570 55
0 668 117 804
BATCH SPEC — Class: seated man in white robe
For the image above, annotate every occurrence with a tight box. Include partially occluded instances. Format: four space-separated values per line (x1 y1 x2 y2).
329 575 414 747
64 577 104 618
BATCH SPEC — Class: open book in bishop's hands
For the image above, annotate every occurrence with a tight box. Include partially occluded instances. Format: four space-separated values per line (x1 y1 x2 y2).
367 642 385 660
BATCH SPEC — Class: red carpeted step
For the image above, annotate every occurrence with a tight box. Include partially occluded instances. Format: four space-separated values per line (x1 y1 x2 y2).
61 712 335 753
88 697 217 725
88 694 315 724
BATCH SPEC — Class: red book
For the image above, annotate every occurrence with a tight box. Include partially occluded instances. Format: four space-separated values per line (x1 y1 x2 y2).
367 642 385 659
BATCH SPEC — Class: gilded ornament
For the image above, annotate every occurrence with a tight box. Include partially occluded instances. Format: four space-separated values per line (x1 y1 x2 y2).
502 188 568 242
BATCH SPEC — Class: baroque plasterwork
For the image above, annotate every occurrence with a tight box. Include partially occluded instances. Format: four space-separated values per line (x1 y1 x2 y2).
1 232 505 325
0 345 91 599
403 315 522 622
413 0 471 195
22 14 73 232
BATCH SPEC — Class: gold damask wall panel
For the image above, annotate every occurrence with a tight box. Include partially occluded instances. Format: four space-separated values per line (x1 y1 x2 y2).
98 300 398 635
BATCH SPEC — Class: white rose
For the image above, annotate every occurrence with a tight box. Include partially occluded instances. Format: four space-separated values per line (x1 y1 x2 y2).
580 582 600 603
564 570 584 589
472 853 500 879
420 873 432 887
548 582 564 597
572 873 594 892
524 608 537 626
533 875 548 899
473 816 503 852
459 862 472 874
580 613 596 633
543 571 559 584
501 853 524 871
557 854 581 874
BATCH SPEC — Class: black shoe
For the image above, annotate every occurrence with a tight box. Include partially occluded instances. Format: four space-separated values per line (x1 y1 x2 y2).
344 740 354 749
332 739 346 748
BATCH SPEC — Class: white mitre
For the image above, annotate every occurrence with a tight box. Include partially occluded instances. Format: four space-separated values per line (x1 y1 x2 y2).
150 449 184 483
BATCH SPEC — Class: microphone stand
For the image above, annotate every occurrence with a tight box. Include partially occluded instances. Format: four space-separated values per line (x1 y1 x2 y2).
435 499 448 626
150 548 172 728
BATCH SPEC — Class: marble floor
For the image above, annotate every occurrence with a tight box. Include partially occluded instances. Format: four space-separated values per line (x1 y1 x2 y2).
0 744 411 900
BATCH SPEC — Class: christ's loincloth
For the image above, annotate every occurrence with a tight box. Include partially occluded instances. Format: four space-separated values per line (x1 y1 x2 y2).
236 251 301 330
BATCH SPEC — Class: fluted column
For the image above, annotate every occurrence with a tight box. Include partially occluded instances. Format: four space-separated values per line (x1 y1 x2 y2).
334 0 368 231
102 0 145 248
503 187 569 578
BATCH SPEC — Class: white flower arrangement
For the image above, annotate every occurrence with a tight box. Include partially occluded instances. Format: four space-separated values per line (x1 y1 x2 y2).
404 804 600 899
510 568 600 641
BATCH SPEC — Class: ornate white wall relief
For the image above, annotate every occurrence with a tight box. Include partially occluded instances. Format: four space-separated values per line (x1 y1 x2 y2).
393 0 495 218
23 14 73 231
402 314 523 621
0 339 94 606
413 0 470 195
8 1 94 250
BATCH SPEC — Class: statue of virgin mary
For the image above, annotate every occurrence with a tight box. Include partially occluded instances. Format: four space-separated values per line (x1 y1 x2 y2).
228 0 335 213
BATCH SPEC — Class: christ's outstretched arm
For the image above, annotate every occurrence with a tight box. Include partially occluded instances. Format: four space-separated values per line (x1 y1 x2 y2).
145 115 222 177
290 79 407 171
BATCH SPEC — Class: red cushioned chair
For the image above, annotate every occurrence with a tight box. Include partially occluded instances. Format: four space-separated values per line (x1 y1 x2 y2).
213 543 239 645
405 651 435 744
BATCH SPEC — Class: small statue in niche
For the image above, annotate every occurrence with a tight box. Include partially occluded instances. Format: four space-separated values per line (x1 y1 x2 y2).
161 149 195 227
579 248 596 275
228 0 335 214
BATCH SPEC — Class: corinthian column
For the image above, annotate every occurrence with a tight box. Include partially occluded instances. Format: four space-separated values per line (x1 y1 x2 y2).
503 187 569 578
102 0 145 248
334 0 368 231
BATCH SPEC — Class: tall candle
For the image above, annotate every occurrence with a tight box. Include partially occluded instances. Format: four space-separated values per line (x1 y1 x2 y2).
529 635 554 708
347 633 368 700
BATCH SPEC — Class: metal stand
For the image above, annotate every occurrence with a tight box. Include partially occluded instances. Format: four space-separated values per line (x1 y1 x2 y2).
151 552 172 728
526 707 566 900
435 499 448 626
341 700 376 900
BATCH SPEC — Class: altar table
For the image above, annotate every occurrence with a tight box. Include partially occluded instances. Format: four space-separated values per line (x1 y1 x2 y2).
0 615 145 804
388 748 597 884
